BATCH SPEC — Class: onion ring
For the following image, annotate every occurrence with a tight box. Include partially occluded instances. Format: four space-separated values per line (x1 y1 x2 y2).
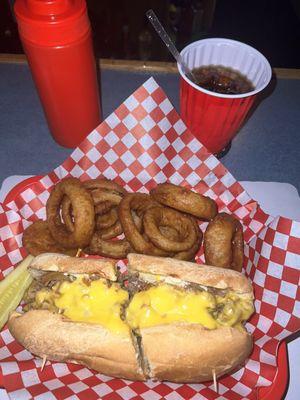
143 206 198 252
62 191 122 230
175 218 203 261
83 178 126 195
96 210 142 240
96 208 119 230
159 226 180 241
94 201 114 215
86 211 142 258
85 233 131 259
61 195 75 233
22 220 77 256
46 177 95 249
96 208 143 242
150 182 218 220
61 179 126 232
86 179 125 212
91 190 123 207
98 221 123 240
118 193 171 256
204 212 244 271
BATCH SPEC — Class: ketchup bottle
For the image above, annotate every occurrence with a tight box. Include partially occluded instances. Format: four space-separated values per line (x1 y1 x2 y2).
14 0 102 148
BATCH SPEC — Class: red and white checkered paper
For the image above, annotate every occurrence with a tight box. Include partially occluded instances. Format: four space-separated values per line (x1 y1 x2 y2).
0 77 299 400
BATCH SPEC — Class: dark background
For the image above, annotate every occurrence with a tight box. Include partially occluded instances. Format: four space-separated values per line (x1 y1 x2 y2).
1 0 299 68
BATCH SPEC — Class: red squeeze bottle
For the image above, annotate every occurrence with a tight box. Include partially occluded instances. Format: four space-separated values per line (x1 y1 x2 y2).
14 0 101 148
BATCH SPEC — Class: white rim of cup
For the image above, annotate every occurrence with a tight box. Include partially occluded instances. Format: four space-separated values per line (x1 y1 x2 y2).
177 38 273 99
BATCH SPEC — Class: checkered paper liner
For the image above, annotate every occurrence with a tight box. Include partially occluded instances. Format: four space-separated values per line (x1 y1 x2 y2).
0 77 299 400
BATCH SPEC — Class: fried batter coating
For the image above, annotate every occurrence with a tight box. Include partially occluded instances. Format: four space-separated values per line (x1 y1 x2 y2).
150 182 217 220
22 220 77 256
62 179 125 233
46 177 95 249
143 207 199 252
204 212 244 271
118 193 172 257
85 233 132 259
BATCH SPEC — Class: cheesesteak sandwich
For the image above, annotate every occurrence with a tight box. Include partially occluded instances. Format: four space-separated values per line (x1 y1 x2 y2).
8 253 144 380
8 253 254 383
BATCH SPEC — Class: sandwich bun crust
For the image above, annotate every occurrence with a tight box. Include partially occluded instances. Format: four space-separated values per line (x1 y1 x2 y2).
141 323 252 383
127 253 253 294
29 253 117 281
8 310 145 381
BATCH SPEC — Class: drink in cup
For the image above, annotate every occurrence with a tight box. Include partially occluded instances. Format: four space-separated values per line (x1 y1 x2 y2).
178 38 272 156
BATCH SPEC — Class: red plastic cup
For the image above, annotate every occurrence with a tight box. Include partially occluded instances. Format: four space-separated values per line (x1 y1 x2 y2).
178 38 272 155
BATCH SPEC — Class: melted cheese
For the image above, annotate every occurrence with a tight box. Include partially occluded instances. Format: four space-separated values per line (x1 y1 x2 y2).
126 284 253 330
215 292 254 327
33 278 253 335
35 277 129 335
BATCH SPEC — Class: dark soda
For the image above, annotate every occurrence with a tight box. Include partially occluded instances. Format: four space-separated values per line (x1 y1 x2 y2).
191 65 254 95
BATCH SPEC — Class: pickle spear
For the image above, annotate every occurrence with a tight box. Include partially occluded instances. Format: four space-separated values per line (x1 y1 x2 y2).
0 255 34 330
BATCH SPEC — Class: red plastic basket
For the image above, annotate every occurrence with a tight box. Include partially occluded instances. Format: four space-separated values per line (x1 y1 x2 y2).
0 176 290 399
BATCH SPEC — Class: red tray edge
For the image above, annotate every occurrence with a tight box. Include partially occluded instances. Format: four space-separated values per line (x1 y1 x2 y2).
258 341 289 400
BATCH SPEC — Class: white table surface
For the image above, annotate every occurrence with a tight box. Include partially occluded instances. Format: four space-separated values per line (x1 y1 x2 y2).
0 177 299 400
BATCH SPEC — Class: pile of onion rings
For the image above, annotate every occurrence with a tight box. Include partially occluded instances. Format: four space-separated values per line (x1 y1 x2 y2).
22 178 244 268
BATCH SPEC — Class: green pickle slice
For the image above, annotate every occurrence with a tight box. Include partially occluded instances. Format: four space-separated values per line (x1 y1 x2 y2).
0 255 34 330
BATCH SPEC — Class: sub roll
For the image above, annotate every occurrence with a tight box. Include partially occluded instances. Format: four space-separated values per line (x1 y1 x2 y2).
126 254 254 382
8 253 144 380
8 252 254 383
